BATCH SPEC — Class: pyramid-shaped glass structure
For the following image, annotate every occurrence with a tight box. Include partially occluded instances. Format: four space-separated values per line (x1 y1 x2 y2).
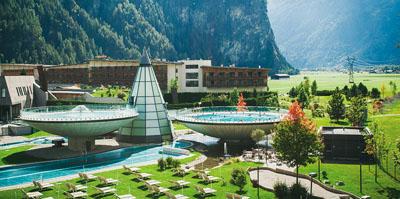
118 49 173 143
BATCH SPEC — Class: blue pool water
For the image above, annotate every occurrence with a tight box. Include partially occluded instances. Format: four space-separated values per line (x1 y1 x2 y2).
193 113 280 122
0 141 191 187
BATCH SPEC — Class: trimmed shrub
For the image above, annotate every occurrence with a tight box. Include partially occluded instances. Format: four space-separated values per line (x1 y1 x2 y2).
289 183 309 199
273 182 289 199
171 159 181 169
166 157 174 168
157 158 167 171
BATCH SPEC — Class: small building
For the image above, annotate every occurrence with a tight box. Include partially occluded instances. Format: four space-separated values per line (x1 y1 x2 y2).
271 73 290 80
319 126 371 161
0 76 47 122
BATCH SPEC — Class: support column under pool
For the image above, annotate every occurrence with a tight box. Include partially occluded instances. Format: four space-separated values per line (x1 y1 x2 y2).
68 137 95 152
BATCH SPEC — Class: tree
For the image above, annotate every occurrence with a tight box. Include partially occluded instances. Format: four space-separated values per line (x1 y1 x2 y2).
273 101 323 183
372 100 384 114
358 83 368 97
381 84 386 98
311 80 317 96
157 158 167 171
346 96 368 126
365 122 389 182
230 168 247 193
273 182 289 199
297 87 309 109
389 81 398 97
303 77 310 96
370 88 381 99
327 87 346 122
288 87 298 98
349 83 359 99
170 78 179 104
250 129 265 146
393 139 400 179
229 88 239 106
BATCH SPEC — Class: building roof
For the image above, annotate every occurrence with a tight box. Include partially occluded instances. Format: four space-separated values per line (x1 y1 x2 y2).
319 126 369 136
2 76 35 106
273 74 290 77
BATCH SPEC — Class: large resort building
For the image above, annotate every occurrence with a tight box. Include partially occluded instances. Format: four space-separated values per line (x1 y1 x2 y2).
1 58 270 94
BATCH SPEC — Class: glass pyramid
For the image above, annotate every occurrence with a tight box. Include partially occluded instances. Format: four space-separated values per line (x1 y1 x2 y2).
118 49 173 143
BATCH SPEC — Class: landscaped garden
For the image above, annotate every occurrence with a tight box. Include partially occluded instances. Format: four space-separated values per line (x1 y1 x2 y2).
0 153 275 199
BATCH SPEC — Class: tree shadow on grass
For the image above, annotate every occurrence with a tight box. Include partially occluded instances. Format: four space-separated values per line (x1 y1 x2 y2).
329 120 350 126
2 151 45 165
386 187 400 198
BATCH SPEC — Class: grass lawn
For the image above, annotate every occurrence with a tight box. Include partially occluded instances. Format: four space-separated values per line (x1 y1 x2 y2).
0 155 274 199
24 131 54 139
300 163 400 198
173 121 188 130
92 87 129 101
269 71 400 97
0 145 44 166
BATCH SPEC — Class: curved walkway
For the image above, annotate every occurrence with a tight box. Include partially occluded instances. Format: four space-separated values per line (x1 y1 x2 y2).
249 169 351 199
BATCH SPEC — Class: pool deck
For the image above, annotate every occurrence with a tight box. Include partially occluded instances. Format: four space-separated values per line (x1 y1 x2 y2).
0 136 29 145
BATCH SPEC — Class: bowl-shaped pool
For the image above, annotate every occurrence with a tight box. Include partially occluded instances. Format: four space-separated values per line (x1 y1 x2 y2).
175 106 287 140
20 105 138 137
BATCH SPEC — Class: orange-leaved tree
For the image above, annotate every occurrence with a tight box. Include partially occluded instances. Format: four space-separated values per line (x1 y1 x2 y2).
273 101 323 183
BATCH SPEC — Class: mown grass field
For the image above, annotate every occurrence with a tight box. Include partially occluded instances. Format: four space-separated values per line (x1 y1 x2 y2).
269 71 400 97
0 154 274 199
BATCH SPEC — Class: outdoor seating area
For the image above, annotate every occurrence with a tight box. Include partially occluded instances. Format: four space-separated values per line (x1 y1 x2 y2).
12 157 261 199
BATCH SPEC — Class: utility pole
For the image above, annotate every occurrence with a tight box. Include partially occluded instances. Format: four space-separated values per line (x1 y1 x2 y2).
346 56 356 84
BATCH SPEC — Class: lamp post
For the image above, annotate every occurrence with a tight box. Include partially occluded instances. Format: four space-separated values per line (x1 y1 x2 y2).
309 172 317 196
257 166 260 199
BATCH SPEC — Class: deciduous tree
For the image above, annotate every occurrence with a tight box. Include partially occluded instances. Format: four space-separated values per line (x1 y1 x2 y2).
273 101 323 183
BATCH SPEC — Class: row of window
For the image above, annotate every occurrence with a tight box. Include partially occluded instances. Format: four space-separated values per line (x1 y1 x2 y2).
207 71 264 78
16 86 32 97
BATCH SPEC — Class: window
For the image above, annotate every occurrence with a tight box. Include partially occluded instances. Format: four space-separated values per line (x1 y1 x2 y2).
248 72 253 77
185 65 199 69
229 72 235 78
208 72 214 77
219 72 224 77
258 71 262 77
238 72 244 77
186 80 199 87
1 88 6 98
16 88 20 96
175 68 178 73
186 72 198 79
23 87 27 95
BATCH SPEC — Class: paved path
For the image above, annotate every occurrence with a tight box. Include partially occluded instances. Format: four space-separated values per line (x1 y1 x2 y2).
249 169 350 199
371 113 400 118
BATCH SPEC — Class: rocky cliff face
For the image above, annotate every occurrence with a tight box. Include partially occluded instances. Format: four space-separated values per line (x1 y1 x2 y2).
0 0 294 73
268 0 400 68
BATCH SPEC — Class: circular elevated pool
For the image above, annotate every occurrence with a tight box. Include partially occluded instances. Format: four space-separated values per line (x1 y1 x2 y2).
175 106 286 140
20 105 138 137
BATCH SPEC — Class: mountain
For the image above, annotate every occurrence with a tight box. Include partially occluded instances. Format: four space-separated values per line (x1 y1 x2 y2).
0 0 294 74
267 0 400 68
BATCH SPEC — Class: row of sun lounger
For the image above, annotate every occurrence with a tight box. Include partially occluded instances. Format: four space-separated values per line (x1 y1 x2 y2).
21 164 249 199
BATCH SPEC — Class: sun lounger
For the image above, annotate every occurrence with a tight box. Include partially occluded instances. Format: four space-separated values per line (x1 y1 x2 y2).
172 168 189 176
33 180 54 191
151 185 170 196
78 173 97 182
98 176 118 185
64 191 87 198
226 193 250 199
193 169 209 178
169 180 190 188
95 186 116 196
146 179 161 186
21 189 42 199
135 172 152 180
123 165 140 173
165 191 189 199
115 194 136 199
66 182 87 192
195 185 216 197
200 173 220 183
